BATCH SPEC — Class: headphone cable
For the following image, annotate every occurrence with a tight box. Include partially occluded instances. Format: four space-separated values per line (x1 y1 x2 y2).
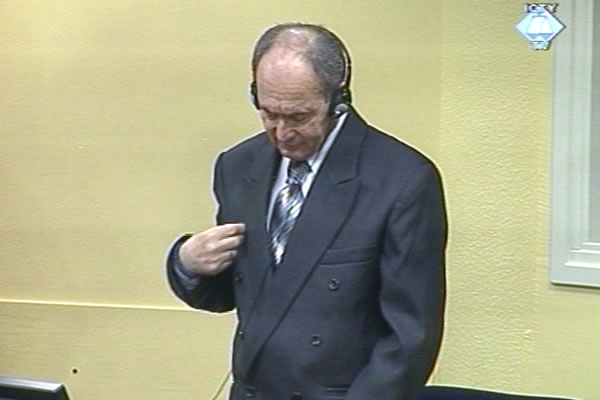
209 369 232 400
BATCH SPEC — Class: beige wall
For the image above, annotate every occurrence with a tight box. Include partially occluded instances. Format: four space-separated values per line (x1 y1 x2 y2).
0 1 597 399
436 3 600 399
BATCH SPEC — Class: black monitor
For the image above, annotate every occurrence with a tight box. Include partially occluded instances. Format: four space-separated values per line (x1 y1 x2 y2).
0 376 70 400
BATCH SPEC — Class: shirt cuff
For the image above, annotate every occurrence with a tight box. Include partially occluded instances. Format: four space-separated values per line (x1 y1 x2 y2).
167 234 201 289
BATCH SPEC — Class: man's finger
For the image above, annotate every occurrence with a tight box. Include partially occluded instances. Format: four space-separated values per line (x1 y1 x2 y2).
217 223 246 236
216 235 244 252
215 250 237 266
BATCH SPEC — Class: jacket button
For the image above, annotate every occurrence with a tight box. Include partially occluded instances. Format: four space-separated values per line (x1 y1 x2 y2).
290 392 303 400
234 272 244 283
328 278 340 291
237 330 244 340
310 334 322 346
245 386 256 398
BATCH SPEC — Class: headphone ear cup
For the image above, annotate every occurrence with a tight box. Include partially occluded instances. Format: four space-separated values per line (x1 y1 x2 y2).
328 87 352 117
249 81 260 109
328 89 341 117
341 86 352 105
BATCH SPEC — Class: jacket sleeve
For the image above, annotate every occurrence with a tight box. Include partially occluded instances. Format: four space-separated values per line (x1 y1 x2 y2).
346 162 447 400
165 152 235 313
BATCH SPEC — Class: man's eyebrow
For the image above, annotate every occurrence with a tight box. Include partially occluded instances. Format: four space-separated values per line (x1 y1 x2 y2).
261 106 277 115
261 107 312 116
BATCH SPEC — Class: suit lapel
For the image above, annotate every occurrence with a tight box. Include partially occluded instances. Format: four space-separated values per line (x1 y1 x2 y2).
241 139 279 306
241 111 368 374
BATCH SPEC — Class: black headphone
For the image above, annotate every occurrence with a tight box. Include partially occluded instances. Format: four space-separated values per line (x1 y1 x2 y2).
249 37 352 118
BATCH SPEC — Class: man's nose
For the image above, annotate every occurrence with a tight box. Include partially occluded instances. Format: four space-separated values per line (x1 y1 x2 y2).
274 119 291 141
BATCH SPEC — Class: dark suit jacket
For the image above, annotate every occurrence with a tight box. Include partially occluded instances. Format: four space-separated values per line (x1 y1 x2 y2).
167 109 447 400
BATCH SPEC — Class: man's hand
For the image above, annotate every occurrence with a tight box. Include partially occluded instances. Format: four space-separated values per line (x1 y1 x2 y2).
179 223 246 276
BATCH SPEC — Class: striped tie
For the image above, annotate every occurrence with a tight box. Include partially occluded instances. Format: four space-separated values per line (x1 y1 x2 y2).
269 160 311 265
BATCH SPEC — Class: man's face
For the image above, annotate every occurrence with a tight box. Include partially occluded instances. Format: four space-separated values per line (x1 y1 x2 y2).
255 49 333 161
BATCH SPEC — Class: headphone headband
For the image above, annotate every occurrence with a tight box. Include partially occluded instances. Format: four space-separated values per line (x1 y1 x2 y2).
329 39 352 117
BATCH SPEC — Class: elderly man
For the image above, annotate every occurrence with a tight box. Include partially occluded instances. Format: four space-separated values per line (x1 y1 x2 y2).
166 23 447 400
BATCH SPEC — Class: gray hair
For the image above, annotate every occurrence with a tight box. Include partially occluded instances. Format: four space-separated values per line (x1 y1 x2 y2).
251 23 349 96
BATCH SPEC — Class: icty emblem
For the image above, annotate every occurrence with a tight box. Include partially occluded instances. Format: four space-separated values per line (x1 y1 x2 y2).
516 3 565 50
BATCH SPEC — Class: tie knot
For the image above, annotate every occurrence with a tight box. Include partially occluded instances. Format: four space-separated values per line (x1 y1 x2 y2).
287 160 311 185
